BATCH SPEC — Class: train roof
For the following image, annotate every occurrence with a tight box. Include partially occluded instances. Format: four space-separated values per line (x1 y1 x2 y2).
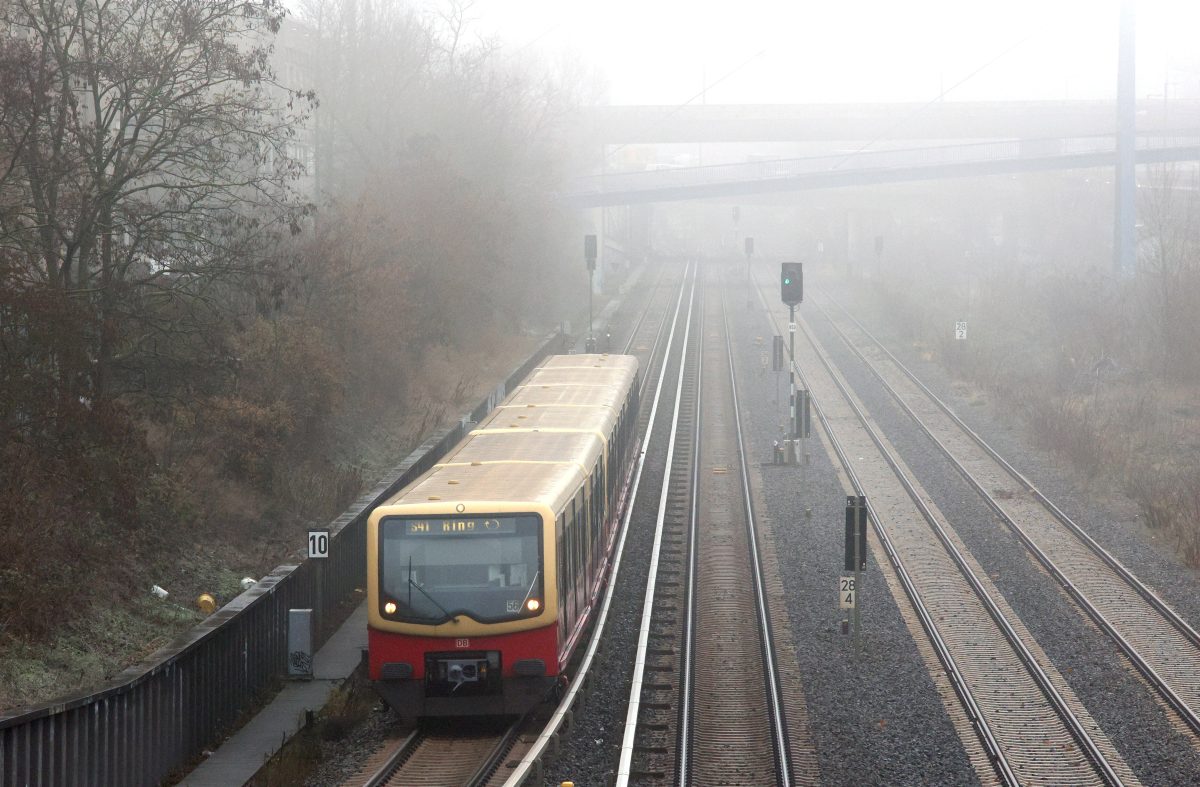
475 404 617 439
521 367 633 388
440 430 603 470
396 461 586 510
505 384 625 409
378 354 637 516
537 354 639 374
504 354 636 411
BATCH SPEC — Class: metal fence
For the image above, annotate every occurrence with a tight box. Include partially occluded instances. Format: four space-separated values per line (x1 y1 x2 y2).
0 330 564 786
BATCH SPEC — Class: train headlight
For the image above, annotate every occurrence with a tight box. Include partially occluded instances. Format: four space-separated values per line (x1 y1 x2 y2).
383 601 397 615
525 598 541 613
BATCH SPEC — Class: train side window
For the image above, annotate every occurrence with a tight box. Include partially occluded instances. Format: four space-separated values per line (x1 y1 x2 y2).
619 403 628 457
607 435 616 502
574 492 585 607
589 471 599 578
577 486 587 590
597 472 606 557
597 464 605 524
588 479 597 583
583 479 593 584
595 464 605 542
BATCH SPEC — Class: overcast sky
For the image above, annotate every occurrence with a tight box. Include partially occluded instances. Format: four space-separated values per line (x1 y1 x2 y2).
420 0 1200 105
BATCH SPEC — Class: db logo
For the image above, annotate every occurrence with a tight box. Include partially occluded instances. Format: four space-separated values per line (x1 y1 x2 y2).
455 638 470 648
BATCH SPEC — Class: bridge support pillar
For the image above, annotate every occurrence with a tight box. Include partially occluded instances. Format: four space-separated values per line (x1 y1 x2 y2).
1114 0 1136 276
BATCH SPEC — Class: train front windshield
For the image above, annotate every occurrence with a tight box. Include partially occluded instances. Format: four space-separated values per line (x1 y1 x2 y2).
379 514 544 624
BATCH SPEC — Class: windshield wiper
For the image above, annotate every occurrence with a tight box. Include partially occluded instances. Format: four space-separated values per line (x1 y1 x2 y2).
519 569 541 611
408 576 452 620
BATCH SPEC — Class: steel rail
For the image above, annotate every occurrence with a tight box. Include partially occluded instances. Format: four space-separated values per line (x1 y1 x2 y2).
500 263 695 787
361 729 422 787
774 291 1124 785
719 288 794 786
614 274 699 786
814 292 1200 737
465 721 524 786
675 277 704 785
620 263 670 357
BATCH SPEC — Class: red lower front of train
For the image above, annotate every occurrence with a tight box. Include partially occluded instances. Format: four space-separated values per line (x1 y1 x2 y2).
369 624 560 716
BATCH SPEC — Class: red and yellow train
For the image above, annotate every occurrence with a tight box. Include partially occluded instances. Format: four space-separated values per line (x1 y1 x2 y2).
366 354 640 716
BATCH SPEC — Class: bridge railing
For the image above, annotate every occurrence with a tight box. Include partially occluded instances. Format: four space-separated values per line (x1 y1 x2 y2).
0 330 564 787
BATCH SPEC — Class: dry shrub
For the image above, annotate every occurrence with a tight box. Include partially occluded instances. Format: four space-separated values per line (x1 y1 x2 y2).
1024 396 1113 478
871 253 1200 567
0 453 92 640
204 396 296 486
1126 466 1200 565
1180 485 1200 566
0 405 152 640
272 463 364 528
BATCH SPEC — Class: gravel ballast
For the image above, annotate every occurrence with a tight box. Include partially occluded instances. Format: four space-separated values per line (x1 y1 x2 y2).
806 278 1200 786
315 261 1200 787
552 265 981 785
727 272 980 786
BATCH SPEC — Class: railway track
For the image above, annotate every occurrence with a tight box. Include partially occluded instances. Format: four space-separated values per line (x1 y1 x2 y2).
614 271 700 785
616 267 800 786
349 723 519 786
812 291 1200 740
338 263 695 787
493 262 702 785
751 271 1138 786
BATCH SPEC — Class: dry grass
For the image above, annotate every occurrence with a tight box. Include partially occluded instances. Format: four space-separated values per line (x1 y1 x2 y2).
248 663 388 787
0 334 540 713
867 268 1200 568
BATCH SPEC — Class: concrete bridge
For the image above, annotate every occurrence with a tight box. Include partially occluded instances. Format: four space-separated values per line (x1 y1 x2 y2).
566 135 1200 208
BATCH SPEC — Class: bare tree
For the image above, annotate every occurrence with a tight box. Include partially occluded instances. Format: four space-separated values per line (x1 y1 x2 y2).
1138 163 1200 379
0 0 313 414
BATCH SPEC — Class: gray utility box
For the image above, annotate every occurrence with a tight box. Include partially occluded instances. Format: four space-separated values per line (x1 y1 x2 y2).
288 608 314 679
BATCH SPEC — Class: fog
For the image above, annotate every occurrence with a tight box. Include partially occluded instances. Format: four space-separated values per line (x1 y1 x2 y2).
438 0 1199 105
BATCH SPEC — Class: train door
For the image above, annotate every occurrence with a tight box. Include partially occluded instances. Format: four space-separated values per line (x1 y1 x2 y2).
564 503 576 627
557 512 568 643
574 490 586 614
592 465 603 578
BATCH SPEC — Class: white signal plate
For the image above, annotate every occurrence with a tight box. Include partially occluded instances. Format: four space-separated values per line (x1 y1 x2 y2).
307 529 330 559
839 575 856 609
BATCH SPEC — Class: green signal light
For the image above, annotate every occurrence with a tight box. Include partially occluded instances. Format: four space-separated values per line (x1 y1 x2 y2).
783 277 792 284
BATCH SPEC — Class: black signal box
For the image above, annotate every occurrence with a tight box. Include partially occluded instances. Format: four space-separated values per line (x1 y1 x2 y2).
781 262 803 305
844 495 867 572
584 234 597 271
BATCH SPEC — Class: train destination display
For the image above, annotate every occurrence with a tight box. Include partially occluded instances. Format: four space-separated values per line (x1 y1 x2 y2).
401 517 521 536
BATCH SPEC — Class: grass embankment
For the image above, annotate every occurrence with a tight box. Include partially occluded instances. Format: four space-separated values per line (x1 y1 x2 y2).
0 340 536 713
